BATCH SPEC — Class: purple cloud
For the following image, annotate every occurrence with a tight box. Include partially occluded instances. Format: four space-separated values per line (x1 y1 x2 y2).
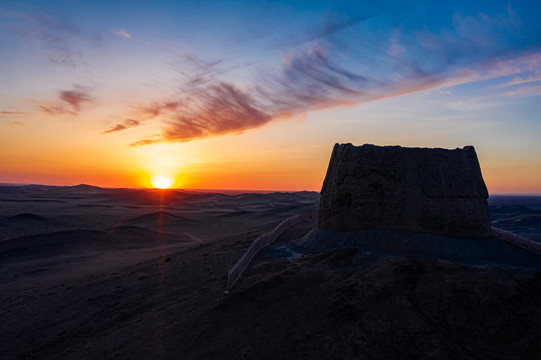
128 83 271 145
111 8 540 146
37 103 76 116
102 119 140 134
59 87 92 111
33 85 92 116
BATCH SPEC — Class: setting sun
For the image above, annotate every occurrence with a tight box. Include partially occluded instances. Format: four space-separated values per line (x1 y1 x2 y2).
152 176 172 189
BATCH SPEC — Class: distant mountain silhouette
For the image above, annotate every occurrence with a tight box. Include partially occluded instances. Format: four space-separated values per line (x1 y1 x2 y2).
490 205 540 216
70 184 103 190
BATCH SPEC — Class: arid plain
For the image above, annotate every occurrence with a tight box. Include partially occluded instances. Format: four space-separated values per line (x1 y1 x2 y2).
1 185 541 359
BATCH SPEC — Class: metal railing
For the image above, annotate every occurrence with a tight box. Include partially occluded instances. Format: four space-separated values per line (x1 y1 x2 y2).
492 226 541 255
226 215 301 292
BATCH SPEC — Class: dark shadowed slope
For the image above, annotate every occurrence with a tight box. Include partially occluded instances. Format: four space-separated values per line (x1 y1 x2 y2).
1 189 540 359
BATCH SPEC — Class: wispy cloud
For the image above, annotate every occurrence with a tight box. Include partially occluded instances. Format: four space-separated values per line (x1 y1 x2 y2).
1 9 85 67
111 28 131 39
0 110 26 125
288 14 374 46
501 84 541 97
102 119 140 133
59 86 92 111
34 101 76 116
126 83 271 145
503 74 541 87
127 40 440 146
0 111 27 118
105 7 541 146
6 121 24 126
33 85 92 116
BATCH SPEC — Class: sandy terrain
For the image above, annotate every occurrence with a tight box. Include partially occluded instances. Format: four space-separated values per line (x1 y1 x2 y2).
1 185 541 359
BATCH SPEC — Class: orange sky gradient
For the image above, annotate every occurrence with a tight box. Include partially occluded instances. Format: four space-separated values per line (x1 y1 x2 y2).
1 110 540 193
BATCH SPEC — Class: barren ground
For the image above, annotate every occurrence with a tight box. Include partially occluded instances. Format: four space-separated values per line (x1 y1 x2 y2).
1 185 541 359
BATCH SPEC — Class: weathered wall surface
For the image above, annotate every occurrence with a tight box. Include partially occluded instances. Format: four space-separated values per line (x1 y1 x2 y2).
318 144 491 238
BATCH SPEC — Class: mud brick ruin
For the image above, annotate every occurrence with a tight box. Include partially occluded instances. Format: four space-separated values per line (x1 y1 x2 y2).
318 144 491 238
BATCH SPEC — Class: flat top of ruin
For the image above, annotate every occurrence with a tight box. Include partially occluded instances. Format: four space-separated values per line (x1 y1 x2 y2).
337 143 475 152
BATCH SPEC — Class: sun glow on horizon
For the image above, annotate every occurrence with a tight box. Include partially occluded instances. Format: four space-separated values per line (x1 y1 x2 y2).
152 176 173 189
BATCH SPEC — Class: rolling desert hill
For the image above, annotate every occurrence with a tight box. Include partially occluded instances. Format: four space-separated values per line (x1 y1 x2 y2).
1 185 540 359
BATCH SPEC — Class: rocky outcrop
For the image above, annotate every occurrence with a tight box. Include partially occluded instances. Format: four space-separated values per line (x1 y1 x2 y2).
318 144 491 238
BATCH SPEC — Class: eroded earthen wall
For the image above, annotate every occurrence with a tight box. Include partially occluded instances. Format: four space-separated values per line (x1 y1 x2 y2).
318 144 491 238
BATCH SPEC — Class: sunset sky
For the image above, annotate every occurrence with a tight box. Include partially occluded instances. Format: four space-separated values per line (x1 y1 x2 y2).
1 0 540 192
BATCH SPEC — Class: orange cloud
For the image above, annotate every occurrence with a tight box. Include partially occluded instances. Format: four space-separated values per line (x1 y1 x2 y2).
32 85 92 116
102 119 140 134
0 111 27 118
59 86 91 111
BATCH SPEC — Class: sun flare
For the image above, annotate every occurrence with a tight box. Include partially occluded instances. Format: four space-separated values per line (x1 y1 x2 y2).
152 176 172 189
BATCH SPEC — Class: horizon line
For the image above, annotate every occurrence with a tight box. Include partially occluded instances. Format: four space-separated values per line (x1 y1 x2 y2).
0 182 314 194
1 182 541 196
